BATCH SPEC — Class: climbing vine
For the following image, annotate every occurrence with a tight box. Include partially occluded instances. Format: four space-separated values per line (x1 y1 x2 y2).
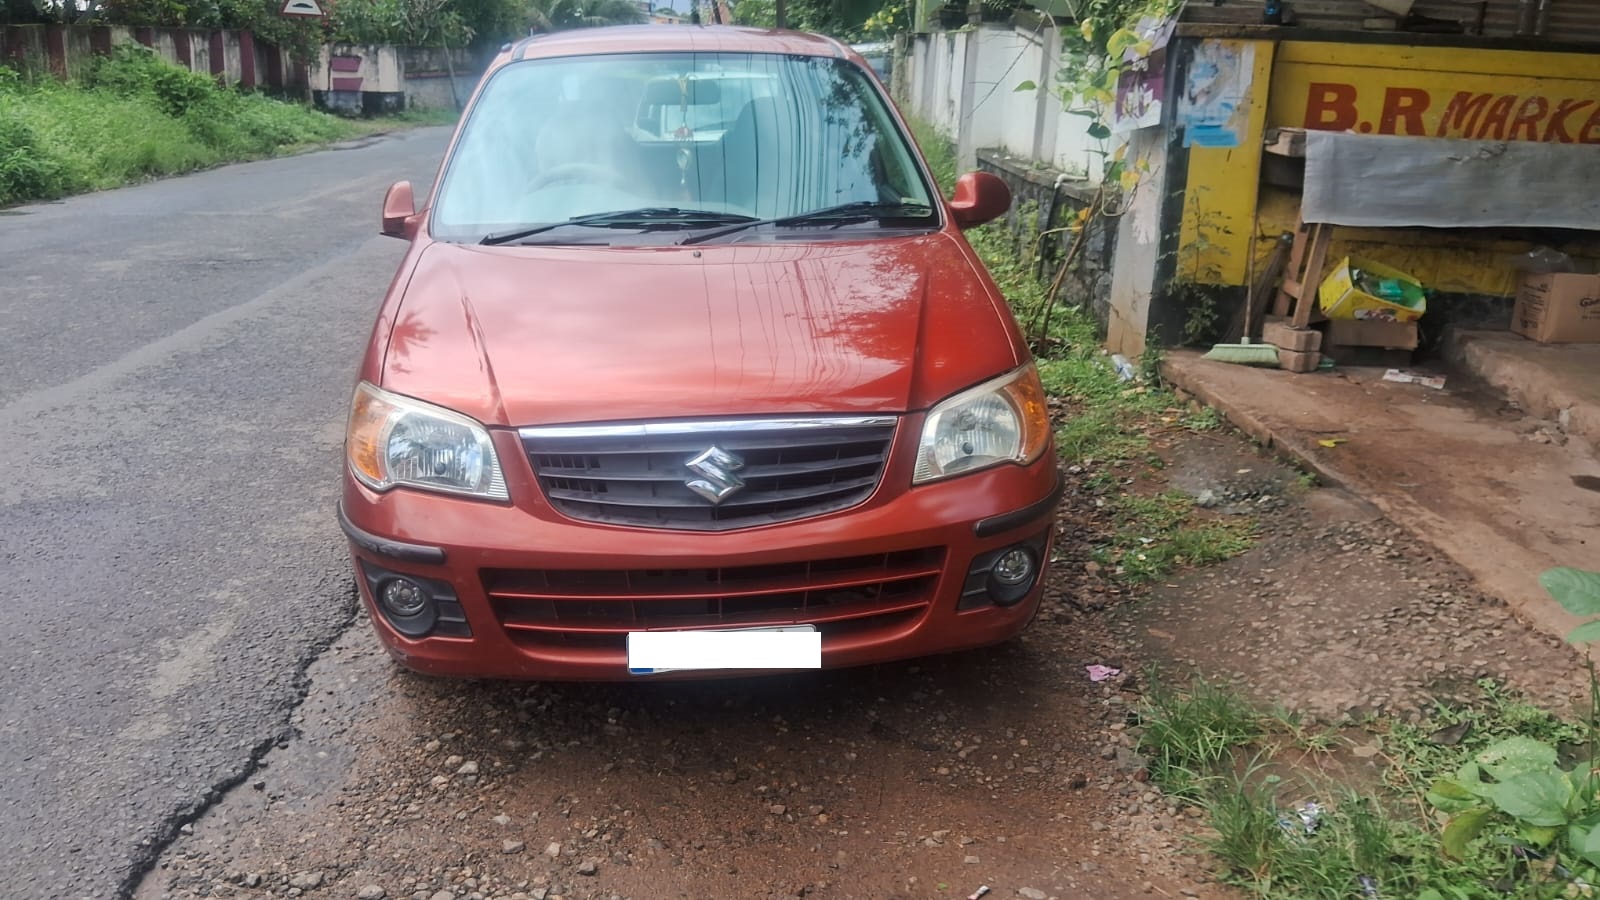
1014 0 1175 188
1052 0 1178 126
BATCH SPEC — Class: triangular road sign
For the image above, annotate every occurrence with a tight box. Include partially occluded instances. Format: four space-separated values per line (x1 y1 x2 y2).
280 0 325 17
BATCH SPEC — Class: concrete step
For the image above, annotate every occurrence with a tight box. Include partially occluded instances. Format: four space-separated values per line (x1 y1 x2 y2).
1445 329 1600 454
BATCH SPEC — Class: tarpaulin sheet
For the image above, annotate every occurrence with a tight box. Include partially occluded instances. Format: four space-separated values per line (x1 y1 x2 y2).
1302 131 1600 229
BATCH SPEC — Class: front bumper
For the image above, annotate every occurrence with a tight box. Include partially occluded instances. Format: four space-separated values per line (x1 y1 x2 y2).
339 429 1063 681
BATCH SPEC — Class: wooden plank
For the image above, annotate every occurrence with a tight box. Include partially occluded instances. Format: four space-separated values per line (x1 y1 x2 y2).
1273 222 1311 317
1292 224 1332 329
1249 233 1295 340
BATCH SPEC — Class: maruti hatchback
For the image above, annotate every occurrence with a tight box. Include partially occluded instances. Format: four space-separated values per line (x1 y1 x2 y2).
340 26 1063 680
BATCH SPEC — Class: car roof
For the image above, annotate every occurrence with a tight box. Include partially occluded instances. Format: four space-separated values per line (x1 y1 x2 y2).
508 25 851 63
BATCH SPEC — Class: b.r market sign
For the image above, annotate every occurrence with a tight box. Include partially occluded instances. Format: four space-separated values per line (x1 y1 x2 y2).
1270 43 1600 144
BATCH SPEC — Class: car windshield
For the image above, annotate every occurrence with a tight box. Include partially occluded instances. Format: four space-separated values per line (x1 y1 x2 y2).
430 51 937 243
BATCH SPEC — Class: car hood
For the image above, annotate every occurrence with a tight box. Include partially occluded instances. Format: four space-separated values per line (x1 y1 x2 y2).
379 234 1023 427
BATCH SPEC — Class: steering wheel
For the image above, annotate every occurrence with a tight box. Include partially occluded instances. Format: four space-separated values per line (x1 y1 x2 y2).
528 163 629 192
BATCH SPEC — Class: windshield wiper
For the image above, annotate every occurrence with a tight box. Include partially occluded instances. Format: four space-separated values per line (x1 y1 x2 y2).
678 201 936 246
481 208 759 245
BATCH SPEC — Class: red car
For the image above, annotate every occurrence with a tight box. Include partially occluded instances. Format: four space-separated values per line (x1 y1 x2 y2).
340 26 1061 680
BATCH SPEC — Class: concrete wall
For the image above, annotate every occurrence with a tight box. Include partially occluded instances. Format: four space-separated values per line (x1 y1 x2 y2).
309 43 478 115
0 24 291 89
978 148 1118 329
902 23 1106 183
397 46 478 110
901 24 1122 333
402 71 477 110
1105 127 1168 356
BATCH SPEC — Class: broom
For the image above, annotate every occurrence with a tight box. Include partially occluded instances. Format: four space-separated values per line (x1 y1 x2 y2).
1202 335 1280 366
1201 233 1283 367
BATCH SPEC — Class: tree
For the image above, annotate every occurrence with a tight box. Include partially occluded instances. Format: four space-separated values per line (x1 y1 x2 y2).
729 0 886 39
524 0 646 32
2 0 50 23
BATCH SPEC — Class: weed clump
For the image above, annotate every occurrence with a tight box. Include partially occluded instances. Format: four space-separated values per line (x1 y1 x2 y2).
1 48 349 207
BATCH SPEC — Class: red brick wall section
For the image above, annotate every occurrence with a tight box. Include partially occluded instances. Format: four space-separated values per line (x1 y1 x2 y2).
264 43 284 89
3 26 29 69
238 30 255 89
0 25 313 92
208 31 224 79
44 25 65 78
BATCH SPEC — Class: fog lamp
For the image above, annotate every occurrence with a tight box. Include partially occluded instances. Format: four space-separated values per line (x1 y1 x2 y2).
380 577 430 618
991 547 1035 586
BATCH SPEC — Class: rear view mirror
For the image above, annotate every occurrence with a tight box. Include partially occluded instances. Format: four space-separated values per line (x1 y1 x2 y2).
642 76 721 106
948 171 1012 230
381 181 418 238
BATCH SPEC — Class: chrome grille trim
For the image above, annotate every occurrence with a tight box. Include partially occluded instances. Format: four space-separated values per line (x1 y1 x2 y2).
521 415 899 531
519 415 898 440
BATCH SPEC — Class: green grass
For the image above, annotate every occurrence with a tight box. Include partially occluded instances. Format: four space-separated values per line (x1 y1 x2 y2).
345 106 462 131
0 45 443 207
1138 672 1263 799
1135 673 1599 899
1090 491 1255 584
907 114 957 195
1203 781 1437 900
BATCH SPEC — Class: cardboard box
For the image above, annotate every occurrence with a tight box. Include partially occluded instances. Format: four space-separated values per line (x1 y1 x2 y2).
1319 257 1427 323
1513 272 1600 343
1324 319 1419 350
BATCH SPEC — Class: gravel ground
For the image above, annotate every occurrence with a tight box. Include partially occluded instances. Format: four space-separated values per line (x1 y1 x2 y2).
1121 430 1590 724
135 414 1592 900
135 611 1219 900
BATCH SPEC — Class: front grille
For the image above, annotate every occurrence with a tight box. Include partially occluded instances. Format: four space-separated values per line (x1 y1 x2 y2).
521 417 897 531
483 547 945 645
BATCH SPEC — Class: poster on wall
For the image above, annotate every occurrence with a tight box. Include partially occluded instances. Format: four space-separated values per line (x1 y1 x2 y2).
1179 40 1254 148
1111 16 1176 134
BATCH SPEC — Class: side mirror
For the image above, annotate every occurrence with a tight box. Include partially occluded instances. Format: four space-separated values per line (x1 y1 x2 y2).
948 171 1012 230
381 181 419 239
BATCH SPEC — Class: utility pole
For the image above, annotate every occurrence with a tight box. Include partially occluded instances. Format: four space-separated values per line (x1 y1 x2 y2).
775 0 786 28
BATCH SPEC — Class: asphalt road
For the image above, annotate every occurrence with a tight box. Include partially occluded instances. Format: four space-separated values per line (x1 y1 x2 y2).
0 127 452 899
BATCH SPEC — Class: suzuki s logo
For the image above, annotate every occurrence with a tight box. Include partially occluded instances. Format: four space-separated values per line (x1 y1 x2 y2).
685 446 746 504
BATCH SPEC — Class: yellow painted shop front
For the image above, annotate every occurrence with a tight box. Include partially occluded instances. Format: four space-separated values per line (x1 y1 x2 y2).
1179 39 1600 303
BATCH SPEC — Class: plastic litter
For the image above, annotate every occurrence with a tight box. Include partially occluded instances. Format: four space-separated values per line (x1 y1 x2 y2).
966 886 991 900
1513 246 1576 274
1358 874 1381 897
1085 664 1121 682
1298 801 1324 834
1110 354 1137 381
1381 369 1445 390
1278 801 1323 837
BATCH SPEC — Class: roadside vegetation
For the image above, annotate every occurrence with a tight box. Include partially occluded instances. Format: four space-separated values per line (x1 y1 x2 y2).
0 46 451 207
908 116 1254 588
1129 569 1600 899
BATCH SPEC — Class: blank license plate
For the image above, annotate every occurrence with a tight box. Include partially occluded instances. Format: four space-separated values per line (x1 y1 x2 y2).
627 625 820 675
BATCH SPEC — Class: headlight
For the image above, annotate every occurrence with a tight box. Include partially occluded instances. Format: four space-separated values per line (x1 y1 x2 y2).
346 382 509 500
913 364 1050 484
